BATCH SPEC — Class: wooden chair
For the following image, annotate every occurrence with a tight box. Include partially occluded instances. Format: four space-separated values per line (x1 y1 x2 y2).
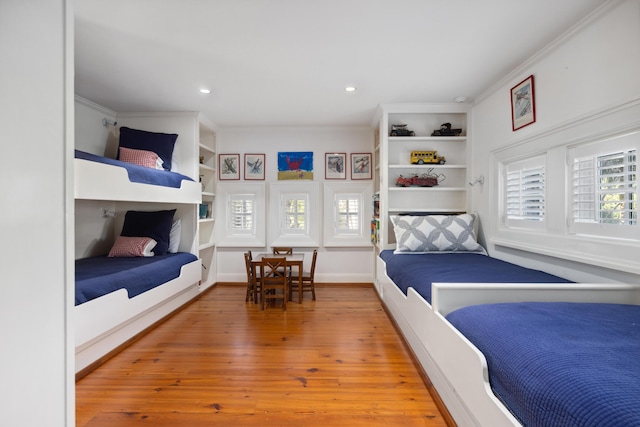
272 247 293 275
244 252 260 303
272 247 293 255
290 249 317 301
260 257 288 311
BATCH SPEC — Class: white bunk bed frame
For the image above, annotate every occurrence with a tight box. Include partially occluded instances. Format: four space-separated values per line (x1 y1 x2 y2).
75 261 201 373
74 157 201 203
376 255 640 427
75 112 206 376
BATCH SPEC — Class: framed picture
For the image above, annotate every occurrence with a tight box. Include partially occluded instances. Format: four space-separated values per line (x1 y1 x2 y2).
244 153 265 180
511 75 536 131
351 153 372 180
325 152 346 180
218 154 240 180
277 151 314 180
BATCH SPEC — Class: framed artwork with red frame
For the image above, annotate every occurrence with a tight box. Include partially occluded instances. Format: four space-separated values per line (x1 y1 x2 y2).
325 152 346 179
244 153 265 180
219 154 240 180
351 153 372 180
511 75 536 131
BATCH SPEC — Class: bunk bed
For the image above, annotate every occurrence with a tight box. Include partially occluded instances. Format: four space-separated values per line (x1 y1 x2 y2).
74 124 202 375
74 149 200 202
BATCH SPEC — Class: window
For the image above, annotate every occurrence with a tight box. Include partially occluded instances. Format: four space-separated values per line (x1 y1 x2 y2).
570 132 638 239
217 183 266 247
269 182 320 247
335 194 362 235
504 156 546 227
229 194 254 234
323 182 372 247
282 194 307 235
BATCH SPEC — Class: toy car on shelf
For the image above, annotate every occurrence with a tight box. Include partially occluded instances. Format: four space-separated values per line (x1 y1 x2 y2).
410 150 446 165
390 124 415 137
395 172 440 187
431 122 462 136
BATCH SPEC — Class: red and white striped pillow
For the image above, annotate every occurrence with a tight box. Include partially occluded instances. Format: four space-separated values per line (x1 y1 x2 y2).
107 236 157 257
119 146 164 170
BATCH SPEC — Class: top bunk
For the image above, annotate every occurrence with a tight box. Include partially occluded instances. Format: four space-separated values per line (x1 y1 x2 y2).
74 149 200 203
74 111 203 204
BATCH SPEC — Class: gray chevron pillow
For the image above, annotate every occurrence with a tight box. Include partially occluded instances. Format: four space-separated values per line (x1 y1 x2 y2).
391 214 486 255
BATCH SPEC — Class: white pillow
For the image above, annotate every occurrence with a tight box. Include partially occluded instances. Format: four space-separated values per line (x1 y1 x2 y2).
168 219 181 253
391 213 486 255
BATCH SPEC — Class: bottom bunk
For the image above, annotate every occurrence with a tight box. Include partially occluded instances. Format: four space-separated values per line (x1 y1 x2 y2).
431 283 640 427
75 253 201 374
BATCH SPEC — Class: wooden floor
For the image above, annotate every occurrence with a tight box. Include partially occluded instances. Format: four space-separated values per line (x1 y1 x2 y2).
76 284 450 426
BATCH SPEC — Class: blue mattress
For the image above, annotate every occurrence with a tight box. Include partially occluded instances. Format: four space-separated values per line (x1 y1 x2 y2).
379 250 571 303
446 302 640 427
75 150 194 188
75 252 198 306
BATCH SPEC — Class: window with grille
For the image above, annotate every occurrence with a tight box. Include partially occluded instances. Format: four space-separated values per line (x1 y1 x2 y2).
269 182 320 247
229 194 255 234
282 195 307 234
569 132 638 240
335 194 361 235
504 156 546 227
323 182 372 247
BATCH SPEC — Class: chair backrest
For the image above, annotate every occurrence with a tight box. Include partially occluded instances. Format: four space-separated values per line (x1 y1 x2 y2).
244 252 253 281
309 249 318 277
272 246 293 255
261 257 288 281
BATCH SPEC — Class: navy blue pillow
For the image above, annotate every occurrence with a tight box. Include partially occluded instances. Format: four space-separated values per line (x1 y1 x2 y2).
120 209 176 255
118 127 178 171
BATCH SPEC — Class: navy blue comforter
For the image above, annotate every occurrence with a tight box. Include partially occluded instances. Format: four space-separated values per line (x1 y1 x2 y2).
447 302 640 426
75 252 198 305
379 250 571 303
75 150 194 188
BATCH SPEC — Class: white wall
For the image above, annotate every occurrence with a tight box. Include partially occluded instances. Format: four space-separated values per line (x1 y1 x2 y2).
471 0 640 283
0 0 73 425
216 127 375 283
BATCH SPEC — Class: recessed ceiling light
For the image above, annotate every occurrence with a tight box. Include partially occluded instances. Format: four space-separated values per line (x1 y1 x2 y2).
345 86 357 92
200 88 211 94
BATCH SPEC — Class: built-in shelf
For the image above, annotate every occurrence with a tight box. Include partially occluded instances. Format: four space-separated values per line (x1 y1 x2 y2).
389 164 466 169
199 242 215 251
375 104 470 249
388 136 466 142
389 186 466 191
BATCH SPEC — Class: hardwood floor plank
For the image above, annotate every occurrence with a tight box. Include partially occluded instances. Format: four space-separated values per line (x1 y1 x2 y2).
76 284 449 426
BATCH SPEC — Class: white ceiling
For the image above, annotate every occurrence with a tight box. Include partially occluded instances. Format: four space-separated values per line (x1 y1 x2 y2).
75 0 604 128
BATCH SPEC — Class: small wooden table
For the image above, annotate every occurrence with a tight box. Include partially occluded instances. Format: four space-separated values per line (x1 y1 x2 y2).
252 253 305 303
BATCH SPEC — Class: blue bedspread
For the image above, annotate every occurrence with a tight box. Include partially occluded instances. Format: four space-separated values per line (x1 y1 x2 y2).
379 250 571 303
75 252 198 305
447 302 640 427
75 150 194 188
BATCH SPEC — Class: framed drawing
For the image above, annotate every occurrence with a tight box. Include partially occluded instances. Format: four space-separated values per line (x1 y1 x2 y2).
325 153 346 180
219 154 240 180
277 151 313 180
244 153 265 180
351 153 372 180
511 75 536 131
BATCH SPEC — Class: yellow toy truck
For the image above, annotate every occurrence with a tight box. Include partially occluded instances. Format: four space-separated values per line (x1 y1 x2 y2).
410 150 446 165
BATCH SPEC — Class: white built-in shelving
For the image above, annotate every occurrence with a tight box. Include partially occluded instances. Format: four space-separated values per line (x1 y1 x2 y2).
198 121 217 289
374 103 471 250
